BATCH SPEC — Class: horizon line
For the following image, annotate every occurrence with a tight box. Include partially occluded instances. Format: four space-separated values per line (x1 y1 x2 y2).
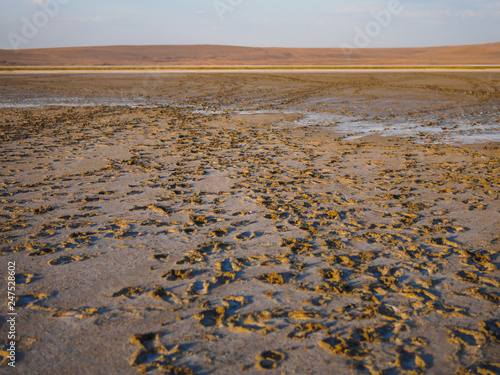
2 41 500 51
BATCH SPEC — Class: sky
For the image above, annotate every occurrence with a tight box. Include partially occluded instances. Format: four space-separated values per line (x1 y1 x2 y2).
1 0 500 50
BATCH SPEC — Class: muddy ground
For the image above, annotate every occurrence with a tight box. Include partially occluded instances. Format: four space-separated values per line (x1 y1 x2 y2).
0 72 499 374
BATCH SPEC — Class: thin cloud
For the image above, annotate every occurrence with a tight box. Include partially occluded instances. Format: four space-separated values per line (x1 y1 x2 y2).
329 7 369 15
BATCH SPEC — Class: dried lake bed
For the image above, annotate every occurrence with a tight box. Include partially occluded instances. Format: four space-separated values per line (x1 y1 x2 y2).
0 72 499 374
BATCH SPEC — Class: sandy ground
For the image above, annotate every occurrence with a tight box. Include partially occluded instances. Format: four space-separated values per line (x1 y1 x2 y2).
0 73 499 375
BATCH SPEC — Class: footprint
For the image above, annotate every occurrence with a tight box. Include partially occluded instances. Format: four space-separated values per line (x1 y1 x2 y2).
280 238 314 255
111 286 145 299
193 306 226 327
152 253 169 262
29 245 57 257
16 273 37 285
16 293 50 309
480 319 500 343
235 231 262 241
63 231 94 248
257 272 297 285
129 332 194 374
210 228 229 238
287 323 327 339
149 286 182 304
456 363 500 375
48 254 94 266
162 269 194 281
188 214 215 227
222 296 248 309
322 239 346 250
256 350 286 370
186 280 210 296
31 205 54 215
53 307 101 319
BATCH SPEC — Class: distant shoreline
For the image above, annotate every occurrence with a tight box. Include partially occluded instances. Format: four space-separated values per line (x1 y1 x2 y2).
2 66 500 74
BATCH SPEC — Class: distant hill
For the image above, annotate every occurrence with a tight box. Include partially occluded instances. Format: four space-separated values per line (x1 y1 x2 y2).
1 43 499 67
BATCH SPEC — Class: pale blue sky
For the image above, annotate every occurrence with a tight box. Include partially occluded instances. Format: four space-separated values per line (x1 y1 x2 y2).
1 0 499 49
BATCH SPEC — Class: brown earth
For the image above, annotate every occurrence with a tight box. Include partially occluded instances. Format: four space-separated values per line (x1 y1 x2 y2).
0 42 500 67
